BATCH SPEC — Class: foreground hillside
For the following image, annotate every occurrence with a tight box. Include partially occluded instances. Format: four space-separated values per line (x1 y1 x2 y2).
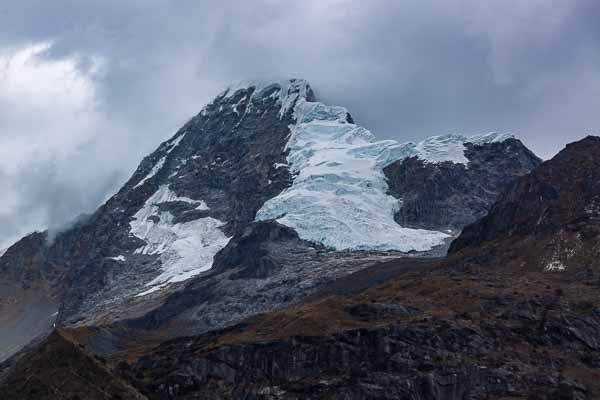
1 136 598 399
125 259 599 399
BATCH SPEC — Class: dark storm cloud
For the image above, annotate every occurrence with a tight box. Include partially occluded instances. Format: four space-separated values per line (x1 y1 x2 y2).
0 0 598 246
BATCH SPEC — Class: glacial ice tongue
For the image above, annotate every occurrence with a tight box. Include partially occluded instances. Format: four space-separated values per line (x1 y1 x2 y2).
256 96 512 252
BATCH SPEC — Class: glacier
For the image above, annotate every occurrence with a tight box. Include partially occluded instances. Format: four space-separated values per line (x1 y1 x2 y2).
256 81 513 251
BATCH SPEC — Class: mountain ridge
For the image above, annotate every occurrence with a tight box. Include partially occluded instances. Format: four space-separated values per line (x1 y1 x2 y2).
450 135 600 274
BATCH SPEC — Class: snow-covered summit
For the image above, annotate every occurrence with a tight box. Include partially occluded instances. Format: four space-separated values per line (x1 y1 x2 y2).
221 78 311 98
219 78 314 118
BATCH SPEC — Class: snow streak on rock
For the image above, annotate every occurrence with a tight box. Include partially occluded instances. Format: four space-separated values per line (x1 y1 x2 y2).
134 131 187 188
134 156 166 188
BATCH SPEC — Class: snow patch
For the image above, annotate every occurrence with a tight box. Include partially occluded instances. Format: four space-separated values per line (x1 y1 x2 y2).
544 260 566 272
138 184 207 207
232 94 247 116
130 185 230 295
195 201 209 210
412 134 472 164
108 255 126 262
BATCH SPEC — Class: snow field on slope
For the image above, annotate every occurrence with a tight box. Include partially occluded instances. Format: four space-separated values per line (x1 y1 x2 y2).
130 185 230 296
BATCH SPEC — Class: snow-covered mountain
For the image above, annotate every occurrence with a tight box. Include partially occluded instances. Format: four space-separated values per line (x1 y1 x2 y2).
0 79 540 362
95 78 533 294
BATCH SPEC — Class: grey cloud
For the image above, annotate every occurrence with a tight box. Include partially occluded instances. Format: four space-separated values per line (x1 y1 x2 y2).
0 0 598 246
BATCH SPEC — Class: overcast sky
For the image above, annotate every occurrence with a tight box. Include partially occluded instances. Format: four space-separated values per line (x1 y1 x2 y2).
0 0 598 247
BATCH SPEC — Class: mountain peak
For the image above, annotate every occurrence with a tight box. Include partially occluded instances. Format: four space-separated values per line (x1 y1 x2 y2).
220 78 313 98
215 78 315 118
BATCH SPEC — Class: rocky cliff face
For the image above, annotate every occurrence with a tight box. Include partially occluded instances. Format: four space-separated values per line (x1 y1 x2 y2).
120 221 401 338
0 232 52 291
128 294 599 400
0 232 59 363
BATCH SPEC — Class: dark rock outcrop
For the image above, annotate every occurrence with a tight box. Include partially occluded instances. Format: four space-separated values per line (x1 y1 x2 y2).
0 232 51 291
384 138 541 232
211 220 311 279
